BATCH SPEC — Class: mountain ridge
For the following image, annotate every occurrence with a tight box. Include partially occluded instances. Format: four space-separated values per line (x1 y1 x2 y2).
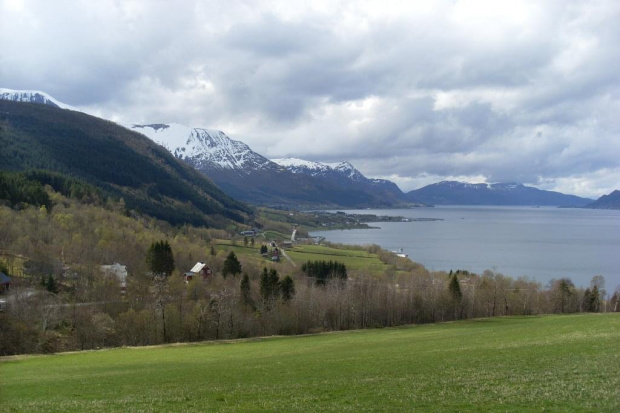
0 87 77 110
1 89 597 208
406 180 593 207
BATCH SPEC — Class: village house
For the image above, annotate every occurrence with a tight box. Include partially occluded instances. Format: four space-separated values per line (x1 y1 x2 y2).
0 271 11 293
184 261 213 282
100 263 128 291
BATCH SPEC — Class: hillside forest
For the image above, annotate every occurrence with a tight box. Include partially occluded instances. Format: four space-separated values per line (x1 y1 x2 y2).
0 175 618 356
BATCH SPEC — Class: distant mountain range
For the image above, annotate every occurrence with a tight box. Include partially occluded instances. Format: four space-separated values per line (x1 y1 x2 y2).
1 88 603 209
126 124 406 208
127 124 593 208
405 181 593 207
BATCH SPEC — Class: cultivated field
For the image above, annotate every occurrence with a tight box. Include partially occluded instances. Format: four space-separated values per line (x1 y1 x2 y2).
286 244 389 274
1 314 618 412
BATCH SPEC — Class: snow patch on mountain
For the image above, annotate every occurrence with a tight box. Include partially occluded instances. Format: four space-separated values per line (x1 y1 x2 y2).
0 88 77 111
333 161 365 181
272 158 367 181
127 123 273 171
272 158 332 176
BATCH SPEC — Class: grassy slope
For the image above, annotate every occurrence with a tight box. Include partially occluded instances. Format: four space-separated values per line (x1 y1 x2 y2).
2 314 618 412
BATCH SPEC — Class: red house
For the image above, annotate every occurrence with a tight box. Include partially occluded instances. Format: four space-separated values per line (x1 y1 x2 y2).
184 262 213 282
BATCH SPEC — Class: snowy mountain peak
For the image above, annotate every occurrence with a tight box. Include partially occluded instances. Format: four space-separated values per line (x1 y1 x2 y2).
333 161 364 181
127 123 273 172
272 158 332 176
273 157 366 181
0 88 77 110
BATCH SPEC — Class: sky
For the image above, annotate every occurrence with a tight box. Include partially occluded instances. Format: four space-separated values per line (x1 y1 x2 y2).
1 0 619 198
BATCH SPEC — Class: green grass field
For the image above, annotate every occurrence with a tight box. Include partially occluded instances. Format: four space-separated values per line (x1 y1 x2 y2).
2 314 618 412
286 244 388 274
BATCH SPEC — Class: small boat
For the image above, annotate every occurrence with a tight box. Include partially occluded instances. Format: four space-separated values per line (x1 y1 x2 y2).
393 248 408 258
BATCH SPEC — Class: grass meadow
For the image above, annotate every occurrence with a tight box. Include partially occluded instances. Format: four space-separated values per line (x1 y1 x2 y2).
286 244 388 275
1 314 618 412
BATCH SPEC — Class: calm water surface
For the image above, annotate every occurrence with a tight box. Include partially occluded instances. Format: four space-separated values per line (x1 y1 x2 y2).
310 206 620 289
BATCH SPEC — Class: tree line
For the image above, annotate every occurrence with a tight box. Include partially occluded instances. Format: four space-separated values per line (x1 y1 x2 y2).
0 190 618 356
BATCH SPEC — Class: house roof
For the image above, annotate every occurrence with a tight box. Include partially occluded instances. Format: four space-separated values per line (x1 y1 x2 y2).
190 262 208 273
0 272 11 284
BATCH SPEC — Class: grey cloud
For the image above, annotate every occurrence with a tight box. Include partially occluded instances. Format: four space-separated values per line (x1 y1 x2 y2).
1 0 618 197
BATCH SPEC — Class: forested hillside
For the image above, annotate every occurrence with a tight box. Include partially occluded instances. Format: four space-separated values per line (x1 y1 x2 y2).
0 100 251 226
0 186 616 355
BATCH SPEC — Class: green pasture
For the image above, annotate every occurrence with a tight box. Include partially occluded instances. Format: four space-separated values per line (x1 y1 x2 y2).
286 244 388 274
2 314 618 412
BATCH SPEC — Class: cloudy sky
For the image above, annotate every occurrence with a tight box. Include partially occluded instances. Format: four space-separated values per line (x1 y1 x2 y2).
2 0 619 197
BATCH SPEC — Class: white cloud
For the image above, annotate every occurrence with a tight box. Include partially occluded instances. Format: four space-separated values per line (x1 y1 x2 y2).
1 0 619 197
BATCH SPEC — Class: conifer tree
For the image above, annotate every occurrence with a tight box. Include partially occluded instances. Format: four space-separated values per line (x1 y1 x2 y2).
260 267 271 302
146 240 175 276
222 251 242 278
46 274 58 294
260 268 281 303
280 275 295 302
240 273 254 308
449 273 462 302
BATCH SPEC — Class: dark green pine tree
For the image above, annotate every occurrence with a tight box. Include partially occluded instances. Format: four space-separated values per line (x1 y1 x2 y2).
268 269 280 297
259 267 271 302
46 274 58 294
240 273 254 309
222 251 242 278
260 268 281 303
146 240 175 276
280 275 295 302
448 273 462 319
448 273 462 302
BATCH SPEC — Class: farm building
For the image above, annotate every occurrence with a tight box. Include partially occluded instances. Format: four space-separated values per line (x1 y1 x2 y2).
100 263 128 290
184 262 213 282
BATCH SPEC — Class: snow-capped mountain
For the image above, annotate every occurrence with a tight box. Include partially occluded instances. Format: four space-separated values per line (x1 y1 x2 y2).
0 88 77 110
272 158 366 181
271 157 332 176
127 123 274 173
127 126 405 207
273 157 403 194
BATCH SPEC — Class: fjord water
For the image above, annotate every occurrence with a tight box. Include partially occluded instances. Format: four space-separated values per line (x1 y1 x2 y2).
311 206 620 289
